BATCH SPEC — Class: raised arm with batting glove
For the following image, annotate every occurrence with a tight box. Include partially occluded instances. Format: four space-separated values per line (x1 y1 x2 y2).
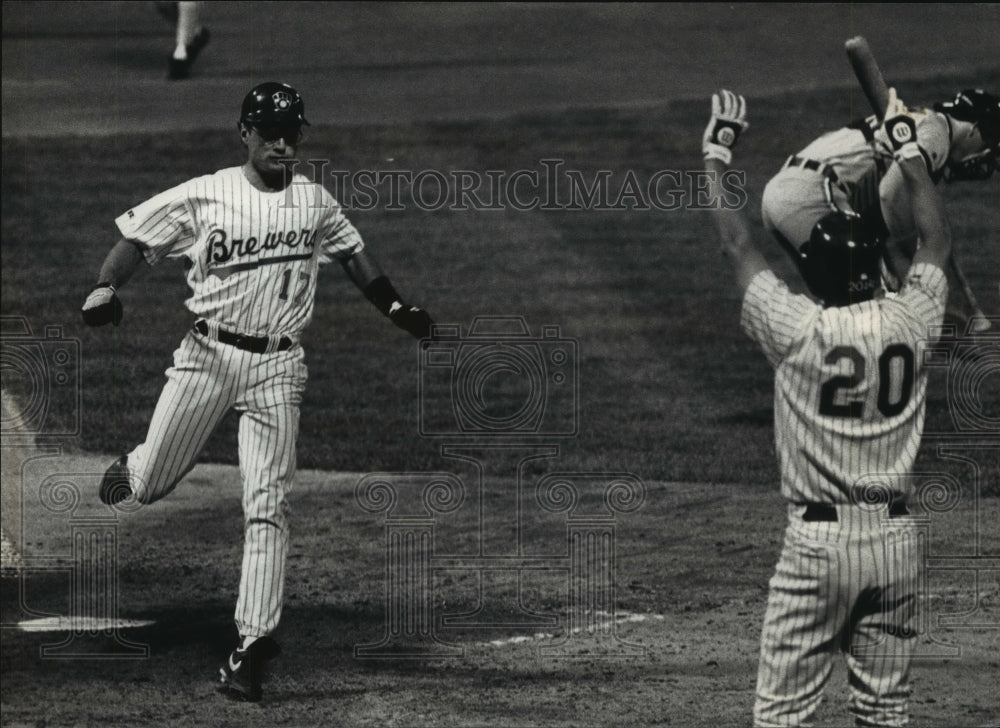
702 90 768 295
702 89 748 165
882 88 953 272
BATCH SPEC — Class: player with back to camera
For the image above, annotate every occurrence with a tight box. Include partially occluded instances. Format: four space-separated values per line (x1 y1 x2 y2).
760 85 998 331
81 82 435 702
703 89 951 726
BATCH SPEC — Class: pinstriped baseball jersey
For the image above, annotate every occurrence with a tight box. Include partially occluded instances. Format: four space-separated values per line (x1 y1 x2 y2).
746 263 947 728
761 111 954 252
740 262 947 504
116 167 363 337
796 110 950 185
114 164 365 642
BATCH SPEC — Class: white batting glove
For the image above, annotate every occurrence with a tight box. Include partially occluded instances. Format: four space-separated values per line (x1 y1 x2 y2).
702 90 748 164
880 87 922 162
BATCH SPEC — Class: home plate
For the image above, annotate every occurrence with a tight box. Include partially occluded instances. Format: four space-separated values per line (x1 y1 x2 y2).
18 617 155 633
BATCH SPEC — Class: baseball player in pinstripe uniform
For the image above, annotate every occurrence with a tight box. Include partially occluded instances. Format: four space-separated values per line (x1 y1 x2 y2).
761 88 998 329
704 90 951 726
81 82 434 702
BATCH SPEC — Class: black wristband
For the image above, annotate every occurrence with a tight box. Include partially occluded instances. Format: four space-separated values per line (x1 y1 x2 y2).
363 276 403 317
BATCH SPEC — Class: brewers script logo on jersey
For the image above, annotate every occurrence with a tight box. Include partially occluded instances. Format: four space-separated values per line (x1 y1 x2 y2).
205 227 317 276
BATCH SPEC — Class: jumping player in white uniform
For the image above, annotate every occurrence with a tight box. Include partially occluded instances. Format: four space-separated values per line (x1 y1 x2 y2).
81 82 434 702
760 87 998 328
703 90 950 726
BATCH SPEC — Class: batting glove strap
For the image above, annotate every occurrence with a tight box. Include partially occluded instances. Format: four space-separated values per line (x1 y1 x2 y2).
703 142 734 165
389 305 434 339
364 276 435 338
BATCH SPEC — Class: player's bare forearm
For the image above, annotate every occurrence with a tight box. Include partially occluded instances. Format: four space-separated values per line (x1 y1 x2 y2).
898 156 952 271
97 237 147 288
706 158 769 295
879 164 917 249
881 89 952 272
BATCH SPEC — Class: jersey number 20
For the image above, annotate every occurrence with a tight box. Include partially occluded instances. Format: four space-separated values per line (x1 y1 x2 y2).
818 344 915 418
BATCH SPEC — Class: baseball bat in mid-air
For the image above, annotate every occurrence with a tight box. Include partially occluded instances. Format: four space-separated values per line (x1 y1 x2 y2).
844 35 990 331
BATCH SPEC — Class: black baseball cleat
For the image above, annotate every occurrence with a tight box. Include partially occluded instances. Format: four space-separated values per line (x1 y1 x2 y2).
168 26 211 80
217 636 281 702
99 455 132 505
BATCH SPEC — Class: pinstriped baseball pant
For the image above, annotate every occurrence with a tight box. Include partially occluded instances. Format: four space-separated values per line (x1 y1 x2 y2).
754 504 918 727
125 329 306 638
760 167 849 249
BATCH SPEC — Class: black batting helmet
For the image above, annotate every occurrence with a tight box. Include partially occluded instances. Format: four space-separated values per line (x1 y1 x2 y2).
933 89 1000 151
795 211 882 308
239 82 310 128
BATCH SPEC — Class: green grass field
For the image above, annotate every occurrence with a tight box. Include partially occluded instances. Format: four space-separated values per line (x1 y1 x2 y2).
2 73 998 487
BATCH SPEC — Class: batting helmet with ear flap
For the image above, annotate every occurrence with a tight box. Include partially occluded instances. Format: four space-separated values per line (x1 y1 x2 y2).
934 89 1000 150
795 211 883 308
239 82 310 128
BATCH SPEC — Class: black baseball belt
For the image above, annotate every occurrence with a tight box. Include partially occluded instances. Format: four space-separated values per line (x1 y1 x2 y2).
193 319 292 354
803 501 910 522
784 155 841 186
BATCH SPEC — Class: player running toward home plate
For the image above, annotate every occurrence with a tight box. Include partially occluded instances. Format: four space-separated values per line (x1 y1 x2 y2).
81 82 434 702
760 86 998 330
703 89 950 726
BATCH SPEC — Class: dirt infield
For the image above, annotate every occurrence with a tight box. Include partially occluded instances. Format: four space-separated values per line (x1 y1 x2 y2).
2 452 998 726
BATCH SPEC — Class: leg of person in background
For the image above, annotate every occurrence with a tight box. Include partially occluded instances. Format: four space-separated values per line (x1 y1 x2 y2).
168 1 210 81
154 1 179 23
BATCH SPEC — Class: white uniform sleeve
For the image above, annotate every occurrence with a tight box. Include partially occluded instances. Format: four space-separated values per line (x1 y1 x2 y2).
915 112 951 174
314 187 365 264
116 181 199 265
740 270 818 367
